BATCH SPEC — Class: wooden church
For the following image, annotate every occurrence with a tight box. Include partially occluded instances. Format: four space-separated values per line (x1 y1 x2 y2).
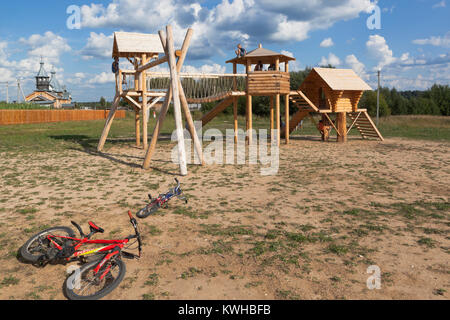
25 59 73 109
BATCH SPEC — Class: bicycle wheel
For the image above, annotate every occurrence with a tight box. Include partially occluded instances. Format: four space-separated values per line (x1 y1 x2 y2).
64 257 126 300
136 202 160 219
20 227 75 263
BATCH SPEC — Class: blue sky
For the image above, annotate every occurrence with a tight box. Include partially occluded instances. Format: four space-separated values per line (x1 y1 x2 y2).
0 0 449 102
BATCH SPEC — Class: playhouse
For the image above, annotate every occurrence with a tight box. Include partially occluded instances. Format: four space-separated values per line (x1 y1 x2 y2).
97 26 383 176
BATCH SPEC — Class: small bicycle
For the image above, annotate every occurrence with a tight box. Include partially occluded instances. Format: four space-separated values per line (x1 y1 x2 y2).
136 178 188 219
19 211 142 300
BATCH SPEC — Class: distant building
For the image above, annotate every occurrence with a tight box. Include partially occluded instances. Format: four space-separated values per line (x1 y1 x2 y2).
25 59 74 108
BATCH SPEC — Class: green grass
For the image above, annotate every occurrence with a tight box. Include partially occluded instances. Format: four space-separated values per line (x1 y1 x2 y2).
0 102 51 110
1 113 448 153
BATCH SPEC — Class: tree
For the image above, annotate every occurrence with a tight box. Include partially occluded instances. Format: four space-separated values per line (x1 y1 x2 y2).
99 97 107 108
359 91 391 117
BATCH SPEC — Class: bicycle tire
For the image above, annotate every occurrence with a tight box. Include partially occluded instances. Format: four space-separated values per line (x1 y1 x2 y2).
20 227 76 263
64 257 126 300
136 203 160 219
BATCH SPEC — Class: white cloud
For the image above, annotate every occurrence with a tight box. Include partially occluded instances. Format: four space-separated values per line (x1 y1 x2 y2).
432 1 446 8
320 38 334 48
19 31 71 65
77 0 374 59
88 72 115 84
81 32 114 60
345 54 367 79
281 50 300 71
182 63 226 74
366 34 396 70
319 53 341 67
412 32 450 48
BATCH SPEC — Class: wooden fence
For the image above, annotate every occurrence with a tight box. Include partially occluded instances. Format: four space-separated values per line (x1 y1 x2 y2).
0 110 126 125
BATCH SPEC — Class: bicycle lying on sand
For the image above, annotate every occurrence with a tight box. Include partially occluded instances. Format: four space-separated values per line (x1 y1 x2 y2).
20 211 142 300
136 178 188 219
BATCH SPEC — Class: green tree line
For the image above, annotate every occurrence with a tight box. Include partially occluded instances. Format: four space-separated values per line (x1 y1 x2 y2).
201 68 450 117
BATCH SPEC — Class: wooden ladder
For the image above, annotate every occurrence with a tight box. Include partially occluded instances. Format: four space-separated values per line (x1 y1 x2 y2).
281 91 319 137
347 110 384 141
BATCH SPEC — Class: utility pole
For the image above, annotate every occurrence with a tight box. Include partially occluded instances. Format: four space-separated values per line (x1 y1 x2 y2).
377 68 381 127
6 81 8 103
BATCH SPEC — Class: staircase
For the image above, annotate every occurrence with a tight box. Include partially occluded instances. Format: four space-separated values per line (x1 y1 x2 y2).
281 90 318 137
347 111 384 141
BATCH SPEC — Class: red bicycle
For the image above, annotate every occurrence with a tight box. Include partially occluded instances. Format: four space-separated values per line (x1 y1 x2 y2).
19 211 142 300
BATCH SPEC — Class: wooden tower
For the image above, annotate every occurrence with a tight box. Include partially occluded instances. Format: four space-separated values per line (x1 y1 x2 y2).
226 45 296 145
97 26 204 176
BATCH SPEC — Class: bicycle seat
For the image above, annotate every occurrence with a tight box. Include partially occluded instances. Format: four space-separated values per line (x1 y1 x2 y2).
88 221 105 233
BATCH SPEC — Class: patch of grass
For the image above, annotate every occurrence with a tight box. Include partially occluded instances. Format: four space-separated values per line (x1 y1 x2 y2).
417 237 436 248
144 273 159 286
1 276 20 287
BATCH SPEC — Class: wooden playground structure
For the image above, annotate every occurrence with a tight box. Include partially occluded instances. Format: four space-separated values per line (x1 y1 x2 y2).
97 25 383 176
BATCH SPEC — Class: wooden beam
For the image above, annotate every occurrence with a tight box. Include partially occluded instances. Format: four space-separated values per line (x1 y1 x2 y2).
142 54 149 149
166 25 187 175
336 112 347 143
285 94 289 144
135 109 141 147
97 94 120 152
233 62 238 144
276 94 280 146
143 27 194 171
201 97 233 126
137 56 168 73
124 95 141 110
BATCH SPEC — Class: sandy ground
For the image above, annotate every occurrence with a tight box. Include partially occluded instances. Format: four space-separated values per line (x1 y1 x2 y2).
0 136 448 300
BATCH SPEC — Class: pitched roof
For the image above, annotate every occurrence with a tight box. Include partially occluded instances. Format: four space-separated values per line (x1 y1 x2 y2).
312 67 372 91
37 62 48 78
113 32 164 58
226 46 296 65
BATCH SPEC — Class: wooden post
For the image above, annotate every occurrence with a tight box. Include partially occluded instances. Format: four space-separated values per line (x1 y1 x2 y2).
246 60 252 144
270 96 274 131
233 62 238 144
135 109 141 147
285 94 289 144
141 54 148 149
337 112 347 143
166 25 188 176
275 58 279 72
143 28 194 170
97 94 120 152
276 94 280 146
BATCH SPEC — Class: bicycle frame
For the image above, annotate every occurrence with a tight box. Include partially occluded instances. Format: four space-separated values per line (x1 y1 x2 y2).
45 234 129 260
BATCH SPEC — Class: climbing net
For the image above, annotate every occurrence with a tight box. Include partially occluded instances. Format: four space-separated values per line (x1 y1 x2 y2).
145 72 247 100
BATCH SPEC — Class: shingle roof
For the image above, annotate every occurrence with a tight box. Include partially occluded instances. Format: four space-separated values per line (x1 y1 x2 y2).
226 46 296 65
113 32 164 58
312 68 372 91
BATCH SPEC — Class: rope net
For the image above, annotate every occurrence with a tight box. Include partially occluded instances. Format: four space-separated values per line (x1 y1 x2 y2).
146 73 246 100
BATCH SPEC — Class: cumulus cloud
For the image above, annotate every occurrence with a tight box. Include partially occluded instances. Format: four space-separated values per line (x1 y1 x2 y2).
0 32 69 89
319 53 341 67
78 0 374 60
88 72 115 84
80 32 114 60
412 32 450 48
19 31 71 65
345 54 367 79
182 63 226 74
366 34 396 70
320 38 334 48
